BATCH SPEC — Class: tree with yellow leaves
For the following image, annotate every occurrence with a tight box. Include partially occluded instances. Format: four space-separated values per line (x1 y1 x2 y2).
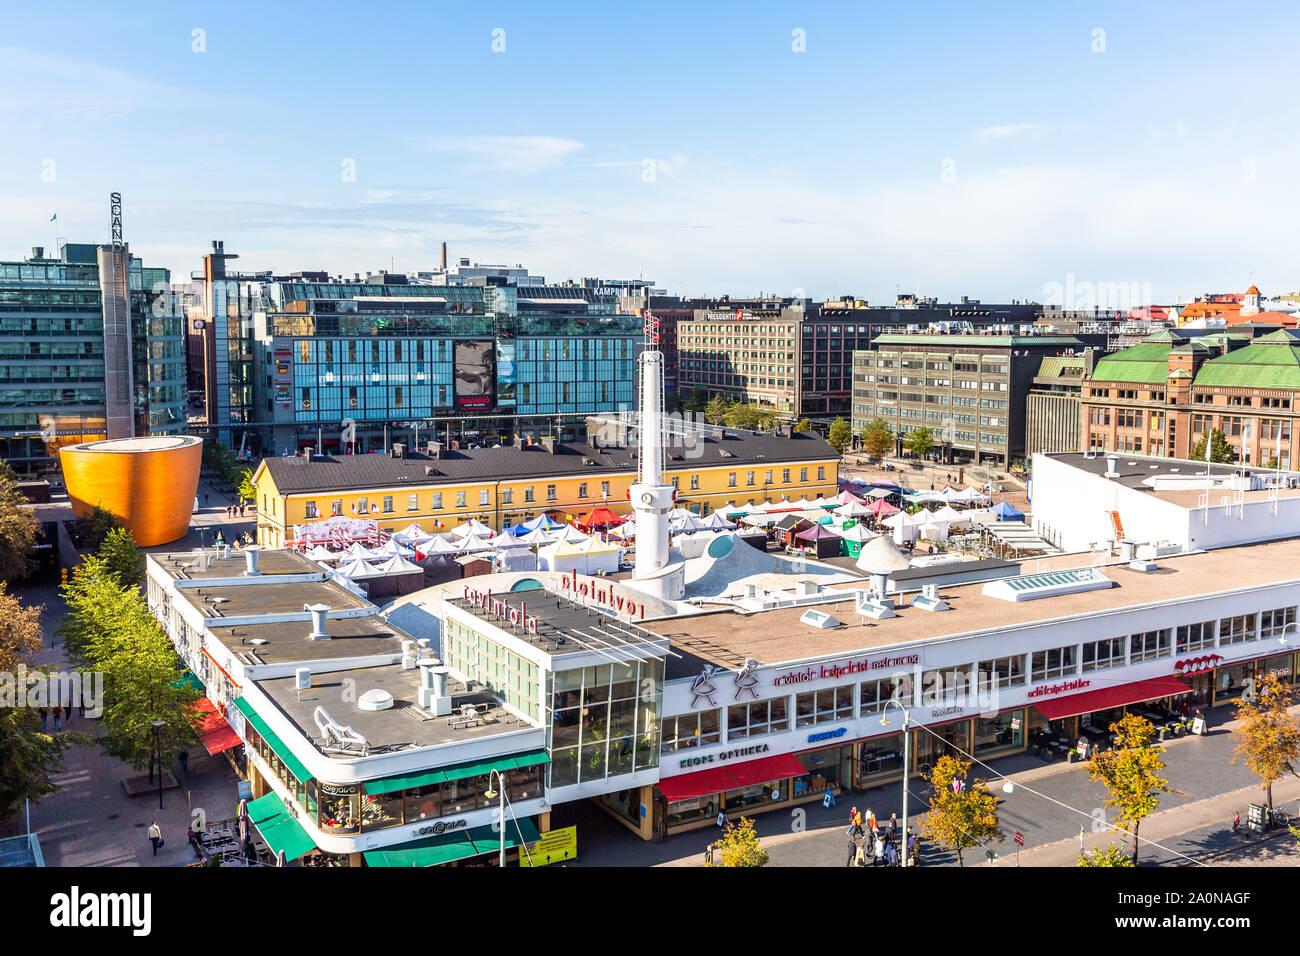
705 817 769 868
1088 713 1168 865
1078 842 1135 867
1231 672 1300 815
921 754 1003 867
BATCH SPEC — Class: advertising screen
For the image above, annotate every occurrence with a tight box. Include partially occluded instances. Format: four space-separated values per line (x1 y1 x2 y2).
454 339 495 410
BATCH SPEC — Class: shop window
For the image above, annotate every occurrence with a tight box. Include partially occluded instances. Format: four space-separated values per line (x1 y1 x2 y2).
794 685 855 727
1030 646 1077 682
404 784 441 822
858 733 905 780
1129 628 1172 662
318 783 360 834
726 696 788 739
793 745 851 798
1215 660 1256 703
360 788 403 830
1082 637 1126 672
724 777 788 815
665 794 719 828
973 710 1024 755
1176 620 1215 653
1219 613 1257 646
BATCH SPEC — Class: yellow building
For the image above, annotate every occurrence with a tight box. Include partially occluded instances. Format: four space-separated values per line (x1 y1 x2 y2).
251 427 840 547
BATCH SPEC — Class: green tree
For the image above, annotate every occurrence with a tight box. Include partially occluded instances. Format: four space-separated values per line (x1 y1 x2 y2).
794 418 814 434
1231 672 1300 813
237 467 256 503
921 754 1004 867
704 395 733 425
0 461 40 582
1077 843 1136 867
754 408 777 431
58 557 199 778
723 403 761 430
98 527 145 591
1190 428 1236 464
903 426 936 459
826 417 852 455
80 505 122 553
1088 713 1169 865
706 817 769 867
0 583 43 675
860 417 894 459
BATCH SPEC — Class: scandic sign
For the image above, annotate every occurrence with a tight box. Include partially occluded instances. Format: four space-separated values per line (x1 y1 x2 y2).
773 653 920 687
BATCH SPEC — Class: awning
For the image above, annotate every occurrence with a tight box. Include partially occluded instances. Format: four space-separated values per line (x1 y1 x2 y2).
193 696 242 756
363 818 541 868
1032 675 1191 721
657 753 809 802
171 671 203 693
233 697 313 783
362 749 550 796
246 792 317 862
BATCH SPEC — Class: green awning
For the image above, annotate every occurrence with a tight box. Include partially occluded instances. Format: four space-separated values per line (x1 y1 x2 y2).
246 792 317 862
363 818 541 868
233 697 313 784
171 671 203 692
363 749 550 796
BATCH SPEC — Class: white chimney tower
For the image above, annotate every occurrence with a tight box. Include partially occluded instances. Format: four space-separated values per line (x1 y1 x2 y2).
629 330 675 578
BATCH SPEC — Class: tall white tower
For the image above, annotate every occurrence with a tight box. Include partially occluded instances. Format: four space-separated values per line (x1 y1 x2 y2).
629 313 675 580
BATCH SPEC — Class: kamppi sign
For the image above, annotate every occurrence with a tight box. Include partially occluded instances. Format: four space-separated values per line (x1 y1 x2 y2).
774 652 920 687
462 586 540 635
560 572 647 620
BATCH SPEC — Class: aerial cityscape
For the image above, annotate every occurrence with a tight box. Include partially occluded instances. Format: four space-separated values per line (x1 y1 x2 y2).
1 0 1292 936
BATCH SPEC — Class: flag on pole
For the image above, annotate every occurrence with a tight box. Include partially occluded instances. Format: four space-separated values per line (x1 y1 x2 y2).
49 214 56 223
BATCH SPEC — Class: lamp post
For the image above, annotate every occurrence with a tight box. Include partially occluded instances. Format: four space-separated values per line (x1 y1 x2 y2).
881 697 911 867
484 769 509 868
151 720 165 810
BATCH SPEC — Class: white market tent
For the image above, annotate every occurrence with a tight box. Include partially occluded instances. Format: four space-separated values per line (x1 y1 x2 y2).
537 537 621 575
834 500 873 518
701 511 736 530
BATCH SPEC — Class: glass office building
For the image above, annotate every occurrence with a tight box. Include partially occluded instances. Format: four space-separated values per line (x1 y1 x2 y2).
0 243 184 473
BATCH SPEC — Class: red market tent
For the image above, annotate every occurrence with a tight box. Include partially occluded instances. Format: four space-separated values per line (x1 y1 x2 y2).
577 507 627 531
867 498 900 517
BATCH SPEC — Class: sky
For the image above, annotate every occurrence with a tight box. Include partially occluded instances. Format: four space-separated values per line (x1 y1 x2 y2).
1 0 1298 306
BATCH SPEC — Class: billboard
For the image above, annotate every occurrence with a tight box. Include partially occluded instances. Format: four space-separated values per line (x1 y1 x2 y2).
496 340 516 409
454 339 495 410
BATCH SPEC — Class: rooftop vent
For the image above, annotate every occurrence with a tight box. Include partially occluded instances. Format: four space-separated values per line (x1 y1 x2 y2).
357 688 395 712
243 544 262 576
910 583 950 612
1104 455 1119 478
800 608 841 629
305 603 331 640
391 443 406 459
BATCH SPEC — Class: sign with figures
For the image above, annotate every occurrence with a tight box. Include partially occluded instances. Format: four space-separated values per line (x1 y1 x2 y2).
519 825 577 867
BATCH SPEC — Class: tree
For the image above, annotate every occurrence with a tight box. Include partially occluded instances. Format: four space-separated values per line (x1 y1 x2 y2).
826 417 852 455
903 426 936 459
1231 672 1300 813
1078 843 1136 867
80 505 122 553
58 556 199 777
0 461 40 582
723 403 761 430
706 817 768 867
237 467 257 503
98 527 145 591
921 754 1003 867
861 417 894 459
1190 428 1236 464
1088 713 1169 865
794 418 814 434
0 583 43 675
704 395 732 425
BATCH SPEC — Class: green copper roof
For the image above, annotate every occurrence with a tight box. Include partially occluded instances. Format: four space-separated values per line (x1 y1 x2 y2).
871 335 1083 348
1193 335 1300 389
1091 342 1175 384
1035 356 1087 379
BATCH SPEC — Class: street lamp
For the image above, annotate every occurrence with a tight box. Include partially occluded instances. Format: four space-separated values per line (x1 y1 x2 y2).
881 697 911 867
483 769 510 868
151 720 166 810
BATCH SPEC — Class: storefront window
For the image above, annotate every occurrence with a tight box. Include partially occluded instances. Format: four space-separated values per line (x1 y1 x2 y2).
974 709 1024 755
666 794 717 828
724 778 788 814
1215 661 1256 702
360 788 403 830
404 784 441 822
442 776 477 815
914 720 970 770
859 733 905 780
1259 653 1294 685
318 783 360 834
509 764 543 802
792 744 851 799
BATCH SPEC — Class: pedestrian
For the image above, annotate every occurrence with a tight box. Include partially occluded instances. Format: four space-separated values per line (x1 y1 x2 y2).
147 820 163 856
1233 811 1240 833
874 836 885 866
178 749 189 778
204 492 209 504
62 703 72 726
51 707 61 731
886 841 898 867
845 825 859 868
187 826 203 860
865 807 877 834
887 812 898 843
38 707 46 731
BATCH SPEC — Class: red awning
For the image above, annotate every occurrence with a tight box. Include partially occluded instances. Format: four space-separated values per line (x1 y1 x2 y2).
724 753 807 789
1032 675 1191 722
656 767 737 803
193 696 242 756
657 753 809 802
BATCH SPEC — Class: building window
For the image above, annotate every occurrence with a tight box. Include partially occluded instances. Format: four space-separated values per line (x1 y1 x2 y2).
357 497 368 515
578 482 588 498
546 484 557 502
305 501 318 518
728 472 737 488
782 469 790 483
746 471 755 486
1260 607 1297 640
456 491 467 509
525 487 535 503
817 466 825 481
479 489 490 507
431 492 442 510
1030 646 1077 682
725 696 789 739
1082 637 1126 672
382 496 394 514
659 710 721 752
1219 614 1257 646
502 488 512 505
859 674 912 714
1129 629 1172 662
1176 621 1215 653
690 474 699 490
800 468 808 482
794 686 855 727
977 655 1025 688
600 481 610 498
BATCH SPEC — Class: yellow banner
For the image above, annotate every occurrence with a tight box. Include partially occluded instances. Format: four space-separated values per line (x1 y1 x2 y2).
518 825 577 867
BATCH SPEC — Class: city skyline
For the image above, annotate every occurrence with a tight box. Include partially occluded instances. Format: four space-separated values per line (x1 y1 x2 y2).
2 0 1299 304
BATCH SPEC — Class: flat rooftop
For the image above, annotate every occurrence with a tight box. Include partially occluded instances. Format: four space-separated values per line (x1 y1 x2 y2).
208 614 408 666
1047 451 1274 490
647 536 1300 677
256 663 533 755
175 578 369 620
153 548 322 581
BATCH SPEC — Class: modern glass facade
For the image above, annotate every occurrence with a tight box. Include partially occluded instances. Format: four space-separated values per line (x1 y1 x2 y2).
0 244 184 472
546 659 663 789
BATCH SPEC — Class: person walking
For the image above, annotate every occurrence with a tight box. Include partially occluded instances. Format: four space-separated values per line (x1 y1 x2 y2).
865 808 877 835
38 707 47 731
62 703 73 726
51 707 62 732
887 812 898 844
846 824 860 868
886 841 899 867
147 820 163 856
874 836 886 866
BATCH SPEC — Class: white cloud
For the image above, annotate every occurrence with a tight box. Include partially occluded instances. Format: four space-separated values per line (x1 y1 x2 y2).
976 122 1038 141
412 136 585 174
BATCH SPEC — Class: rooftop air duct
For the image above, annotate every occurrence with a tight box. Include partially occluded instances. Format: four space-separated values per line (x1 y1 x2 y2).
305 603 331 640
243 544 262 576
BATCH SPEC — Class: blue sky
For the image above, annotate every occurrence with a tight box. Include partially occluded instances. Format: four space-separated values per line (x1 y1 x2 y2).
2 0 1298 304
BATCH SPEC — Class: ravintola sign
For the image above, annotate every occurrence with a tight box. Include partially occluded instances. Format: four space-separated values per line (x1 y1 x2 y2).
560 572 647 620
462 586 540 635
773 652 920 687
